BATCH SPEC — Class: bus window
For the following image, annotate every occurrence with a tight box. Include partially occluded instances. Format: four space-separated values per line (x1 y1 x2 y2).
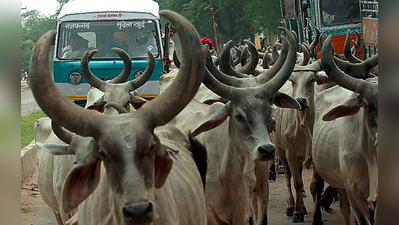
57 20 159 60
320 0 360 26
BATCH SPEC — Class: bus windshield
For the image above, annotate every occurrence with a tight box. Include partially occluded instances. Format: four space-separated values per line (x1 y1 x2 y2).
57 19 160 60
320 0 360 26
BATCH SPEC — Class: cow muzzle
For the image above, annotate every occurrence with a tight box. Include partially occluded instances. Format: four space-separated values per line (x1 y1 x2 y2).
295 97 309 110
258 144 276 160
122 201 155 224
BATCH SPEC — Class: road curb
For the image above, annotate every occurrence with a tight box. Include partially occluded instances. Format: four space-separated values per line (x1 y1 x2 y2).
21 140 37 185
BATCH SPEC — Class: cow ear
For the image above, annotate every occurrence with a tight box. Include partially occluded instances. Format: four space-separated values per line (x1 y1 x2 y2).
273 92 301 110
323 98 360 121
154 141 173 188
61 152 101 213
315 71 332 85
37 142 75 155
129 93 147 109
202 98 228 105
87 95 105 112
191 102 230 137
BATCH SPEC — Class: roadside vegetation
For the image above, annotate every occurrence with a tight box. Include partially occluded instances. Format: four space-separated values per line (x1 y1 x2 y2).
21 110 47 148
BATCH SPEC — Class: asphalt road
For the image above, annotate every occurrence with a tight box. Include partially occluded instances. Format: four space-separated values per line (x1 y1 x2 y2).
21 87 40 117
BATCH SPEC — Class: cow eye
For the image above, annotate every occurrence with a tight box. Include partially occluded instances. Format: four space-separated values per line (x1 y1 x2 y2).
98 151 106 160
309 78 315 83
149 145 155 153
268 118 276 133
235 114 245 122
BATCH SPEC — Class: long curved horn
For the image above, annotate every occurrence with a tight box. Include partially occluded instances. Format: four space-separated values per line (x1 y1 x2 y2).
219 41 246 78
333 53 378 79
272 44 279 63
353 31 361 54
137 10 205 128
262 51 270 69
30 30 102 138
126 50 155 91
240 45 249 67
209 35 290 87
104 102 128 114
344 30 362 63
80 48 133 91
351 40 359 56
80 49 107 91
110 48 133 83
51 120 72 144
202 46 234 100
237 40 259 74
256 36 289 83
173 50 180 69
309 27 320 56
322 35 365 93
318 32 324 52
298 43 310 66
262 27 297 95
233 46 241 67
204 45 245 87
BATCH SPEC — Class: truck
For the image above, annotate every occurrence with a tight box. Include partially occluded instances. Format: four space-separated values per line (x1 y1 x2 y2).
280 0 364 59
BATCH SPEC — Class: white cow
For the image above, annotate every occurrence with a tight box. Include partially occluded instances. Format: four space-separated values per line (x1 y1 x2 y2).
171 27 300 225
35 47 147 224
311 36 378 225
30 10 207 225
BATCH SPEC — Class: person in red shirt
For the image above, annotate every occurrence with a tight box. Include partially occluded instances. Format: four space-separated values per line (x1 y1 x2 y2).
201 37 214 50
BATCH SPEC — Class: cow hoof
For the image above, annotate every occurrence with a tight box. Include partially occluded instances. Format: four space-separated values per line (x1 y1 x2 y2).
286 208 294 217
303 206 307 214
302 189 307 197
278 167 284 174
312 219 324 225
292 213 304 223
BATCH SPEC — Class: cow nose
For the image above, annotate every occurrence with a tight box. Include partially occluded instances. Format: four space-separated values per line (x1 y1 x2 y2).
296 98 308 109
258 144 276 160
122 202 154 223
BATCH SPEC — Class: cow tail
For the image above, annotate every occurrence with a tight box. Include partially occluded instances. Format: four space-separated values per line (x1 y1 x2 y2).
320 185 339 213
188 132 208 191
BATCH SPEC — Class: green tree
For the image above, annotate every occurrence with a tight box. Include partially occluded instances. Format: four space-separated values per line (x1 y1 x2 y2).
156 0 281 45
21 10 56 74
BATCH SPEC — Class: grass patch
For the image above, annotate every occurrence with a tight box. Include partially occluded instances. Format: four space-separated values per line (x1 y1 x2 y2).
21 110 47 148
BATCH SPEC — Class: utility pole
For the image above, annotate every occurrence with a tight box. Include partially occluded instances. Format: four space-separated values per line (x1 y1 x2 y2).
210 7 220 55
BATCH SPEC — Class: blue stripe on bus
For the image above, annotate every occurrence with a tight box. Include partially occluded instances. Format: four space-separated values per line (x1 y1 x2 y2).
54 59 163 83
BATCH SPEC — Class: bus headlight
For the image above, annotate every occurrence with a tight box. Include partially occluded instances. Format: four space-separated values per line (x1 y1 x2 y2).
70 72 82 85
134 70 144 79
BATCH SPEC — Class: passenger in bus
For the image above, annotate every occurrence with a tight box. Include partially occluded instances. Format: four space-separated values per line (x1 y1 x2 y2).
62 32 80 58
101 31 122 57
62 33 88 58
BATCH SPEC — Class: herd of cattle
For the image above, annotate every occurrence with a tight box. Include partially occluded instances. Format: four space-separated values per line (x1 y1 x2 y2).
29 10 378 225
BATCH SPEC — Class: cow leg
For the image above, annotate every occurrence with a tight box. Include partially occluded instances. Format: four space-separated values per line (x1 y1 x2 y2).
346 187 371 225
311 169 324 225
299 163 307 201
52 210 63 225
268 161 276 181
277 148 294 217
254 161 271 225
369 202 376 225
286 150 305 223
337 188 351 225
